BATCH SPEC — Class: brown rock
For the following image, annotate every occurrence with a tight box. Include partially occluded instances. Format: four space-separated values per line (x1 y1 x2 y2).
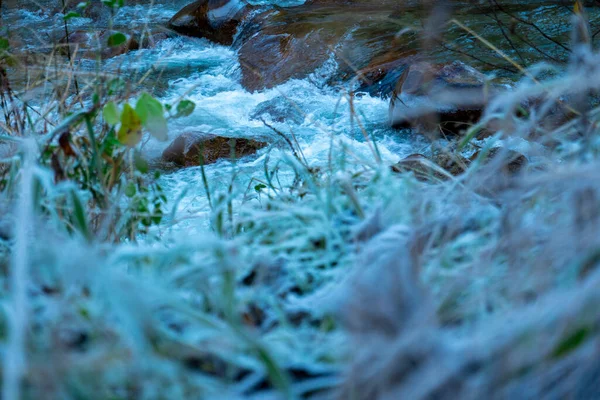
389 61 494 138
162 131 267 167
236 2 417 92
391 153 468 182
230 0 437 92
239 29 338 92
470 147 527 175
58 29 174 59
59 30 139 59
168 0 251 45
168 0 575 93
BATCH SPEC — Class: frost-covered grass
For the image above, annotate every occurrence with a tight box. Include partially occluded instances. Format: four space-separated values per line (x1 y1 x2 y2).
3 1 600 399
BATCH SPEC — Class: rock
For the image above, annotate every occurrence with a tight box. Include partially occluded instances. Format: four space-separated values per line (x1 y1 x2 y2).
391 147 526 183
238 29 335 92
466 147 528 198
162 131 267 167
391 153 468 182
168 0 577 92
432 151 471 176
138 30 175 49
59 29 172 59
250 97 305 125
80 1 112 22
389 61 493 138
59 30 139 59
355 56 416 98
470 147 528 175
236 3 413 92
229 0 564 92
167 0 252 45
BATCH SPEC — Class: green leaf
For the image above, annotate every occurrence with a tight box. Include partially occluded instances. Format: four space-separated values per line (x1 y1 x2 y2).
77 2 90 9
63 11 81 21
103 102 120 125
136 92 168 141
101 130 121 156
117 104 142 147
71 190 91 241
0 38 9 51
175 100 196 118
102 0 125 8
254 183 267 193
124 182 136 198
107 32 127 47
552 327 591 359
107 77 125 95
134 151 149 173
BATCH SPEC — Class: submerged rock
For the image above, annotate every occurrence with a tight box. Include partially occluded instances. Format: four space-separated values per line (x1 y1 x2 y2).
389 61 492 138
250 96 305 125
167 0 252 45
162 131 267 167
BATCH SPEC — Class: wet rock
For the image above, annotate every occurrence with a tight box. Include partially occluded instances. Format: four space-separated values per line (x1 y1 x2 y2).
239 29 337 92
162 131 267 167
168 0 579 92
168 0 252 45
391 152 469 182
389 61 493 138
432 151 471 176
250 96 305 124
236 2 413 92
142 31 176 48
80 1 112 22
229 0 563 92
355 56 416 98
466 147 529 198
59 30 139 59
391 147 527 183
59 29 173 59
470 147 528 175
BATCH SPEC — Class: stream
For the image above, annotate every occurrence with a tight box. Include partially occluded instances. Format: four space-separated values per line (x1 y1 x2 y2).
3 0 436 236
1 0 590 238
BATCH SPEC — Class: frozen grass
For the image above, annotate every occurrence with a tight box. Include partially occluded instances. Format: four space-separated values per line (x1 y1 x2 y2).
2 1 600 399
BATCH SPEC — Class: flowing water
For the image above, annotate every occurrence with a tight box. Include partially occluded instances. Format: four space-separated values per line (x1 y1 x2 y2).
3 0 430 236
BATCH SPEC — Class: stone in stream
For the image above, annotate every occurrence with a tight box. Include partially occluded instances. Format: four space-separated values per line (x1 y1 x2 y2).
58 29 173 59
162 131 267 167
169 0 424 91
235 1 417 92
167 0 252 45
388 61 494 138
250 96 305 125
